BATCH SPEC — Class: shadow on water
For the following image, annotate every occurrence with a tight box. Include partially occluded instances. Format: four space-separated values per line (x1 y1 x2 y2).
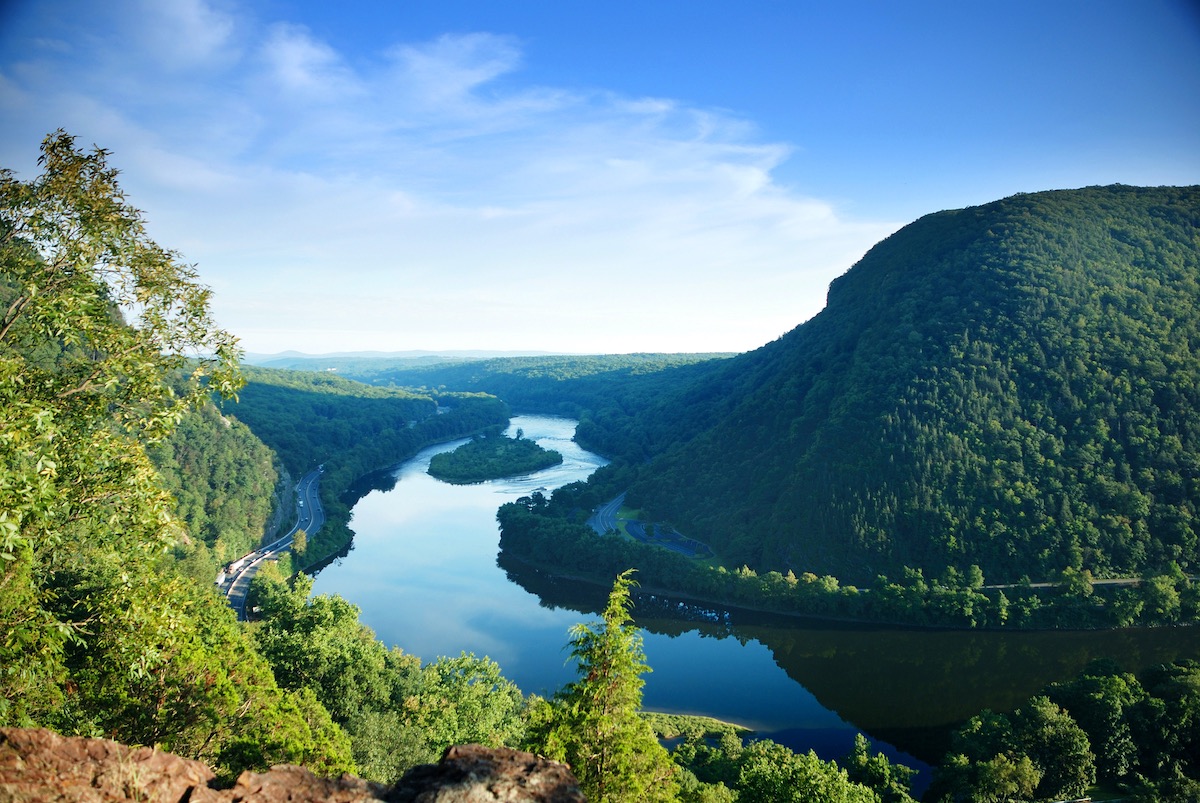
498 551 1200 766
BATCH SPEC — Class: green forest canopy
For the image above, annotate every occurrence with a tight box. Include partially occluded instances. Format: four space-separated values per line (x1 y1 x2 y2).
428 430 563 484
601 186 1200 586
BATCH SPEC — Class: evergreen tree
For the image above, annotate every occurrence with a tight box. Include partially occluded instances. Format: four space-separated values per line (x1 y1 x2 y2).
526 570 680 802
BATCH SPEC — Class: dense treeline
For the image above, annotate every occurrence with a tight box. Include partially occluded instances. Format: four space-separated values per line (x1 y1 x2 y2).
147 400 281 583
498 484 1200 629
583 186 1200 586
428 430 562 483
928 659 1200 802
223 367 510 567
354 352 732 459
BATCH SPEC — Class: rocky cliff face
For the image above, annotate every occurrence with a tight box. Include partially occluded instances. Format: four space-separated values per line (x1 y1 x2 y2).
0 728 585 802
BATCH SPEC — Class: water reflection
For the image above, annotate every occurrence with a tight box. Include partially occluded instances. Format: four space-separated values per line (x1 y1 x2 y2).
311 414 1200 772
501 555 1200 762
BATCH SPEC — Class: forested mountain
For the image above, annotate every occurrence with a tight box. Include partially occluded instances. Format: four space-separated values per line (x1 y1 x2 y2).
226 366 439 478
614 185 1200 584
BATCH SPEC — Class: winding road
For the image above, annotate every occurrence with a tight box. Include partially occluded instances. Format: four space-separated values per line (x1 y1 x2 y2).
587 491 626 534
221 466 325 620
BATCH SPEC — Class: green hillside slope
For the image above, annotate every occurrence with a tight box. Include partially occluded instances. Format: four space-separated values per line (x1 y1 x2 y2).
148 401 280 583
628 185 1200 585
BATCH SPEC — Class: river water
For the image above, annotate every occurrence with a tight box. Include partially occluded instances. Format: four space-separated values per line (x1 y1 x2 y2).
310 414 1200 775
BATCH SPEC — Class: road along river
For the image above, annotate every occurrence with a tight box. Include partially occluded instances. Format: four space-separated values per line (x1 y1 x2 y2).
309 414 1200 777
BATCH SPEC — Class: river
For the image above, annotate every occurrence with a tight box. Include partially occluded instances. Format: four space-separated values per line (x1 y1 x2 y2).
310 414 1200 778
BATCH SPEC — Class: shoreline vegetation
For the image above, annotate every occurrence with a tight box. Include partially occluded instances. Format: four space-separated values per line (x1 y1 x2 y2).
496 485 1200 632
427 429 563 484
284 421 1198 633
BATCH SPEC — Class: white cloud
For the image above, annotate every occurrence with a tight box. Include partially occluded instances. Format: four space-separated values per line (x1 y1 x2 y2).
0 0 900 355
260 22 360 100
132 0 239 69
388 33 522 108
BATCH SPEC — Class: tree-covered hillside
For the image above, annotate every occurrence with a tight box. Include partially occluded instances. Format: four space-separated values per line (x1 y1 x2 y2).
226 367 439 478
148 401 280 583
620 186 1200 584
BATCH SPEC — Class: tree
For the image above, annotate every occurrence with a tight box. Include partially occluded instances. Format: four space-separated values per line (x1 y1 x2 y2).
292 529 308 556
0 133 353 779
525 570 679 802
410 653 526 753
1013 696 1096 799
843 733 916 802
1140 572 1182 623
1046 662 1145 782
1 131 240 722
736 740 877 803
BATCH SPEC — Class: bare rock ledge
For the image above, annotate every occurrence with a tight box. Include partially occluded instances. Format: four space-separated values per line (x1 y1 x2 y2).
0 728 586 803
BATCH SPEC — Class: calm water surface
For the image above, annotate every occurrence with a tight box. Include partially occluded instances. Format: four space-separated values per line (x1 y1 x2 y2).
310 415 1200 772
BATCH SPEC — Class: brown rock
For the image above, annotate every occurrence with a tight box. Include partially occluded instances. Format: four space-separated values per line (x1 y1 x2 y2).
389 744 586 803
0 726 218 802
0 730 584 803
226 764 388 802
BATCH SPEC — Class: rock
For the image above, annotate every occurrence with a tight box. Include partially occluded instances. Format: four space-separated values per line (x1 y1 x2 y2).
224 764 389 802
0 729 584 803
390 745 586 803
0 726 219 802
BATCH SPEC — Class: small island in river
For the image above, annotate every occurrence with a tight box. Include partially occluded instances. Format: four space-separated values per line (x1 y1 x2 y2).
428 429 563 483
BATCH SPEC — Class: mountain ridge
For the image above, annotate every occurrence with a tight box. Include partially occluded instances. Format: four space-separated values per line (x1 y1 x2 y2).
620 184 1200 584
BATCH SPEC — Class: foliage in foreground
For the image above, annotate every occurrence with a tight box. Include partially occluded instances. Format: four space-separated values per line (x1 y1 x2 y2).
250 568 526 783
928 659 1200 802
0 132 352 778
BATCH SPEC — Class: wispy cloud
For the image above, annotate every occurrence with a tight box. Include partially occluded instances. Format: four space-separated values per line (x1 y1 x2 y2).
261 23 361 100
132 0 240 69
0 0 899 354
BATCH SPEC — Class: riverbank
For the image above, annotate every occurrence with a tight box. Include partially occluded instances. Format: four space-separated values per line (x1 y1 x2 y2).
497 495 1200 632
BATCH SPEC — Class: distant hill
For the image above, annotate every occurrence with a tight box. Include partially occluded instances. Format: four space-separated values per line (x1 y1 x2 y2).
242 349 563 373
363 353 735 457
617 185 1200 585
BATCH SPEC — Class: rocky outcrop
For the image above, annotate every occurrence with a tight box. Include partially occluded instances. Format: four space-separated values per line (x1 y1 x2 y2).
390 744 586 802
0 728 585 802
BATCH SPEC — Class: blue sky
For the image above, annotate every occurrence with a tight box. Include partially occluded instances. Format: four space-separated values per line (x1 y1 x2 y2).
2 1 1197 355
